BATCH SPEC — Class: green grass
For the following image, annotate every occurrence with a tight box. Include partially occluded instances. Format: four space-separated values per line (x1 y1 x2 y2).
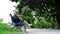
0 23 22 34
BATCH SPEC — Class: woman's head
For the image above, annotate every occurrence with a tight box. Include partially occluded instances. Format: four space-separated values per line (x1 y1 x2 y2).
13 10 17 15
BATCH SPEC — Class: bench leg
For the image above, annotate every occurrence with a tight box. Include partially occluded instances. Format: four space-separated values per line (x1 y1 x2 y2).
23 24 28 33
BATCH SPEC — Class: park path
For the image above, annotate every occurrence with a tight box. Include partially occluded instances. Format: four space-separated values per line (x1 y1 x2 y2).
22 28 60 34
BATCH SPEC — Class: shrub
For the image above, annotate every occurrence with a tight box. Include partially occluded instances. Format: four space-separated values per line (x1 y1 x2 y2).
31 17 56 29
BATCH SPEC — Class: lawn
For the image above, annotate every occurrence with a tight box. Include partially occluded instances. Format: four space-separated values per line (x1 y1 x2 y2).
0 23 22 34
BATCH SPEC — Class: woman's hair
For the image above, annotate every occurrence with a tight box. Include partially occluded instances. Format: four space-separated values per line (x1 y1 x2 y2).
13 10 16 12
13 10 19 15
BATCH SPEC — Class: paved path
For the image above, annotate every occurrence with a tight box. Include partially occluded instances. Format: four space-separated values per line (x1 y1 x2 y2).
22 29 60 34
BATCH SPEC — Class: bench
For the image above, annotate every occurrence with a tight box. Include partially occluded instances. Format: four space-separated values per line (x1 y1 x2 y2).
9 14 32 32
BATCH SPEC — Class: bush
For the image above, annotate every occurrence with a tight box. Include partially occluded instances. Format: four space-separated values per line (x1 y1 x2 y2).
31 17 56 29
0 23 20 32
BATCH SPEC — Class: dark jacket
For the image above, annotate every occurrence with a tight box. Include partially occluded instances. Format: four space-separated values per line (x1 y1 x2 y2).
9 14 22 23
9 14 24 27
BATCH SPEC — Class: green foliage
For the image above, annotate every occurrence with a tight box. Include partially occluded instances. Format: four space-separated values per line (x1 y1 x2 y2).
0 18 22 34
0 23 19 32
31 17 56 29
0 23 22 34
10 0 19 3
21 15 35 24
10 0 56 29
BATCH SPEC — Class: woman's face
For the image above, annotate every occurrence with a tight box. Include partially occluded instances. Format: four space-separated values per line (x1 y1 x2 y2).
13 10 19 15
13 10 17 15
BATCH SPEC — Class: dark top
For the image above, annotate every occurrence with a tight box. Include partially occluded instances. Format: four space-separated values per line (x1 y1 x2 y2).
9 14 22 23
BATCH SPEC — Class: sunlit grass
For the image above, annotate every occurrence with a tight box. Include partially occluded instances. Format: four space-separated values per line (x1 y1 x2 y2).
0 23 22 34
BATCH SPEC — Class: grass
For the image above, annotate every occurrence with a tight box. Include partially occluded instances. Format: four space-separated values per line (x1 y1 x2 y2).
0 23 22 34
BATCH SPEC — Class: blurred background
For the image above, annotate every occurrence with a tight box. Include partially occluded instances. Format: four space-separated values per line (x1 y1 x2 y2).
0 0 57 29
0 0 17 23
0 0 60 34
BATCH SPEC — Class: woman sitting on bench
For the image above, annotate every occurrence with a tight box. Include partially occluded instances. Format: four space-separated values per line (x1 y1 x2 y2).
9 10 27 32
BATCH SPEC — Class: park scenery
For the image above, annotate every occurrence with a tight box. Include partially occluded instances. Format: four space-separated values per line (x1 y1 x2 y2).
0 0 60 34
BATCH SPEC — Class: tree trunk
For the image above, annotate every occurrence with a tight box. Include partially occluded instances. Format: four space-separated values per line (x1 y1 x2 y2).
55 0 60 29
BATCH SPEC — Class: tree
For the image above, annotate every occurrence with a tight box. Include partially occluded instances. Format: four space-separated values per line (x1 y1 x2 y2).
10 0 56 28
55 0 60 29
